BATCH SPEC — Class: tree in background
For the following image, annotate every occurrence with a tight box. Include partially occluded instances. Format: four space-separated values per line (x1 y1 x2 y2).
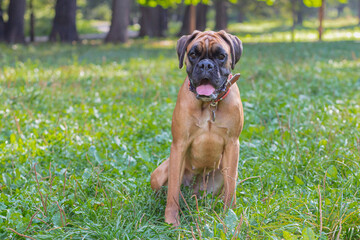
0 0 4 41
49 0 79 42
358 0 360 24
0 0 357 44
318 0 325 40
263 0 348 41
236 0 249 22
289 0 303 41
139 5 168 37
0 0 26 43
347 0 360 24
215 0 240 31
178 4 196 35
178 3 209 35
215 0 228 30
261 0 303 39
287 0 305 26
196 3 208 30
105 0 130 43
234 0 278 23
138 0 190 37
29 0 35 42
303 0 326 40
304 0 348 40
296 0 305 25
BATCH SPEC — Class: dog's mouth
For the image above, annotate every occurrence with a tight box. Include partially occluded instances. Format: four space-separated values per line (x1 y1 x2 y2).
196 78 215 96
191 78 227 101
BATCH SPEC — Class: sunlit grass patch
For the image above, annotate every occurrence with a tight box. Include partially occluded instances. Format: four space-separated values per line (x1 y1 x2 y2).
229 20 286 34
229 17 360 42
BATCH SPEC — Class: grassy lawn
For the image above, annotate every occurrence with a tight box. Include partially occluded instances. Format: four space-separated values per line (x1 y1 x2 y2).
0 38 359 239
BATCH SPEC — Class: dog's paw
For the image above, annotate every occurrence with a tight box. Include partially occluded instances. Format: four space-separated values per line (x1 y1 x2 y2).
165 207 180 226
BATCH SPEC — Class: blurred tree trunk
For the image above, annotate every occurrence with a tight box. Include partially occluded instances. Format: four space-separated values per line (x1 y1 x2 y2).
178 5 190 35
105 0 129 43
189 4 196 33
291 0 296 42
336 4 345 17
358 0 360 25
178 4 207 36
5 0 26 43
29 0 35 42
178 4 196 36
318 0 325 41
0 0 4 41
290 0 304 40
237 0 246 23
49 0 78 42
215 0 227 30
139 6 168 37
159 7 168 35
296 0 304 25
196 3 208 31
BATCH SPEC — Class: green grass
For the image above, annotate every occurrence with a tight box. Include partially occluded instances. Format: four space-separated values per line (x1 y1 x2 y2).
0 39 360 239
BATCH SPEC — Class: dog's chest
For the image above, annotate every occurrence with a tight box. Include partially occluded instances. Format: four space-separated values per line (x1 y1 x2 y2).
189 128 225 170
193 106 231 132
187 111 229 170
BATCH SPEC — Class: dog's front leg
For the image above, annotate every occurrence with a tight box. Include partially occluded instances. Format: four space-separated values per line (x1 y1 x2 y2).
222 139 240 209
165 142 186 226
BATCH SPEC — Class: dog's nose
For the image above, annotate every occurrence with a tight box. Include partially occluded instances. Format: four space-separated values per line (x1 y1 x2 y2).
198 59 214 71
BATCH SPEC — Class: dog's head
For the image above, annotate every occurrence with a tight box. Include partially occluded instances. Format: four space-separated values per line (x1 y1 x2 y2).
177 30 243 101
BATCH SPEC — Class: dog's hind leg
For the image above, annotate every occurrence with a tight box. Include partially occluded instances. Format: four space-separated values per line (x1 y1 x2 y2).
150 158 169 191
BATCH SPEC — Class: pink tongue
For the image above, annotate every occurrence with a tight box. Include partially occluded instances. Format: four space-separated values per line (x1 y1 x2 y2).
196 84 215 96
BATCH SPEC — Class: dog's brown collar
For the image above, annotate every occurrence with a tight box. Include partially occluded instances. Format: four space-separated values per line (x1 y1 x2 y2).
213 73 241 103
188 73 241 121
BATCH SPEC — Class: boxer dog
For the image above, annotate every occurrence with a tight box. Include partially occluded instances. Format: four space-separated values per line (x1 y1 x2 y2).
150 30 243 226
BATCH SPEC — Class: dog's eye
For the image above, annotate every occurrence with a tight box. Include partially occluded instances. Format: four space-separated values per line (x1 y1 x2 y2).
189 53 196 59
218 54 226 60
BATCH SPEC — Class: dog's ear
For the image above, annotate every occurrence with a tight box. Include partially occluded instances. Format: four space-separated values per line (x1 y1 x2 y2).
218 30 243 70
176 30 200 69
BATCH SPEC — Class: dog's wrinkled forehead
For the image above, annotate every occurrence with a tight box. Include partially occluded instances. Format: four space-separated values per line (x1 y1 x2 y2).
186 32 230 54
